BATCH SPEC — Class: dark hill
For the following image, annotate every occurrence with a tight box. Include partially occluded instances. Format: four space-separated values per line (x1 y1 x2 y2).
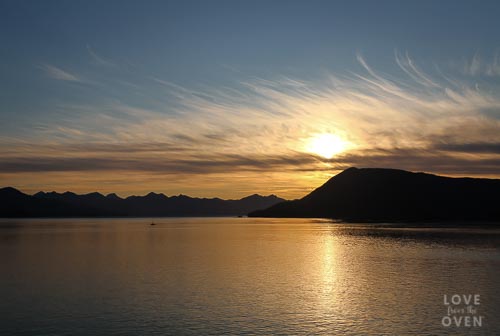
248 167 500 222
0 188 284 218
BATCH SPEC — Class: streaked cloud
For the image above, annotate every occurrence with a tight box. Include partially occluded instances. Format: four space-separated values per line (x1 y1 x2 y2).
0 152 318 173
2 146 500 176
433 142 500 154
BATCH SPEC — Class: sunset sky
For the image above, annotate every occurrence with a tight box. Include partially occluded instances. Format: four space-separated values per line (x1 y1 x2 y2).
1 0 500 199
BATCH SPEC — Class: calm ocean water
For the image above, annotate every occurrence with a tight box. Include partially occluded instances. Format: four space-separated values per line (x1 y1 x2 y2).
1 218 499 335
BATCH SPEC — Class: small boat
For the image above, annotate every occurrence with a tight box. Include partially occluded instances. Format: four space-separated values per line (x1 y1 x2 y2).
150 219 156 226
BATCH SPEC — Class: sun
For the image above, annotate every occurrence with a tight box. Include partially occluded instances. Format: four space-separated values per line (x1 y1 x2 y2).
306 133 348 159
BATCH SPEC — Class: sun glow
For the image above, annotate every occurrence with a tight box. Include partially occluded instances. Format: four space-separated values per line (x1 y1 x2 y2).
307 133 349 159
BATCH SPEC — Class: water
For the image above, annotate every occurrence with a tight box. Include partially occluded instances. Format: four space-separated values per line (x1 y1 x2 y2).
1 218 499 335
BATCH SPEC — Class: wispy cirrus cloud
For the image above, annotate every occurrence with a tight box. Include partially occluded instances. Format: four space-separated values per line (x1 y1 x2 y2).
26 54 500 156
86 45 117 67
461 52 500 77
5 53 500 197
394 51 440 88
39 63 81 82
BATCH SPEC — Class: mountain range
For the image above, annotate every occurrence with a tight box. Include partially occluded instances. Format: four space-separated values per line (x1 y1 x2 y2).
3 167 500 221
0 187 284 217
249 167 500 222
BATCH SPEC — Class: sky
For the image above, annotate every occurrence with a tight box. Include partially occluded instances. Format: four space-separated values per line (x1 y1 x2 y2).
1 0 500 199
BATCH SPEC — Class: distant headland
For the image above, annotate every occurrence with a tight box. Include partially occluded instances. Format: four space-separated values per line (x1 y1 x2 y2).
249 167 500 222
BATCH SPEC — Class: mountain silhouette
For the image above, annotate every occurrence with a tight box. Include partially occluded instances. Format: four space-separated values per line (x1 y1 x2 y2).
0 188 284 217
248 167 500 222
